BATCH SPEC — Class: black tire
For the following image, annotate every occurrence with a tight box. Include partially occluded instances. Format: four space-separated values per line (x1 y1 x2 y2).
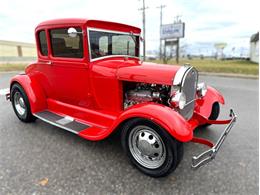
11 83 36 123
121 118 183 177
204 102 220 126
209 102 220 120
176 140 184 165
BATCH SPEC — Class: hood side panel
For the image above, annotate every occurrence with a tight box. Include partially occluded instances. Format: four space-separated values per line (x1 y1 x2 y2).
117 62 180 85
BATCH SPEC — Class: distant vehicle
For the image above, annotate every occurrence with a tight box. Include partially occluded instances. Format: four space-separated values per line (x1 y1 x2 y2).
146 54 157 60
6 19 237 177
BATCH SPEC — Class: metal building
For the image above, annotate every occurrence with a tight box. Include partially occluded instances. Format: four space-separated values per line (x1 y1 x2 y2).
250 32 259 63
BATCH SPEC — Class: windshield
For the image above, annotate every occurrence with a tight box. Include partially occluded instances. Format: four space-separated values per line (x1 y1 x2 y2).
88 30 139 60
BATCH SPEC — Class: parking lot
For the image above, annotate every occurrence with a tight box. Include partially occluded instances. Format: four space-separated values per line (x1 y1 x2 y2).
0 72 258 195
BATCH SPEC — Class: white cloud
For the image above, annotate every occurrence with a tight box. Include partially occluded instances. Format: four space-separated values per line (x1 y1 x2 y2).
0 0 259 54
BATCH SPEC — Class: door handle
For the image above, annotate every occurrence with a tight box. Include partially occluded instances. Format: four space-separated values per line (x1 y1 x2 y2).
38 61 52 65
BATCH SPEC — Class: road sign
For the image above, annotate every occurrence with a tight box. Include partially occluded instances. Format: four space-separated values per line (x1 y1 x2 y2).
161 23 185 39
165 40 178 46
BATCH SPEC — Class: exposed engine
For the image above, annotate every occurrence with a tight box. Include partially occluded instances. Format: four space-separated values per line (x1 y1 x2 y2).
123 82 171 109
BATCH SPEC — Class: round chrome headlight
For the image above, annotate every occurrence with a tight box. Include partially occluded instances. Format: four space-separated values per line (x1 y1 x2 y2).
197 82 207 97
170 91 186 109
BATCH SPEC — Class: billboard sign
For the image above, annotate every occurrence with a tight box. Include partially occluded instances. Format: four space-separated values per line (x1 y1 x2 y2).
161 23 185 39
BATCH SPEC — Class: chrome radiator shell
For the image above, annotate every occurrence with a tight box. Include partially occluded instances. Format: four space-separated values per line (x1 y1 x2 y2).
172 66 198 120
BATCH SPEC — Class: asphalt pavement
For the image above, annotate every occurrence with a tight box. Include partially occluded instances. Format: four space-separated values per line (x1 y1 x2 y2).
0 72 258 195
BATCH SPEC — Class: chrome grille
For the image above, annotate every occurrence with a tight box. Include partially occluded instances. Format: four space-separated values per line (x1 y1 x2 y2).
179 67 198 120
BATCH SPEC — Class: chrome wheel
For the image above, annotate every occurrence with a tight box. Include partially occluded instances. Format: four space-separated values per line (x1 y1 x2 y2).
13 91 26 116
128 125 166 169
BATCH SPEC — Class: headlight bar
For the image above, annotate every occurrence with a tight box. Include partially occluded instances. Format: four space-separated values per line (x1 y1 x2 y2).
197 82 207 97
191 109 237 169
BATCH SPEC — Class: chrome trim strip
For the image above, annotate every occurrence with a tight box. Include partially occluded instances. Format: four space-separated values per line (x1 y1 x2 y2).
172 65 191 86
87 27 140 62
87 27 140 36
34 112 80 134
183 98 197 107
90 55 140 62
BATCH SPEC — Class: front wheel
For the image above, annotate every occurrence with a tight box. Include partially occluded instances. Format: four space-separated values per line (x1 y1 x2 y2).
121 118 183 177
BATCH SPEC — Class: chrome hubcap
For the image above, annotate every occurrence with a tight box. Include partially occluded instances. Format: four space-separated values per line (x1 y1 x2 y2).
128 125 166 169
14 92 26 116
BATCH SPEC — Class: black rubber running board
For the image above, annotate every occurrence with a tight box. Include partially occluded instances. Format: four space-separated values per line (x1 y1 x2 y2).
34 110 90 134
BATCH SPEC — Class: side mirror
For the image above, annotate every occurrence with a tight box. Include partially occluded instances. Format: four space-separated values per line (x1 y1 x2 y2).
68 27 78 38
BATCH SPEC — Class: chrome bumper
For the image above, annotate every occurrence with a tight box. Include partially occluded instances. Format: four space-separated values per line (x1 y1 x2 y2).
191 109 237 169
6 93 10 101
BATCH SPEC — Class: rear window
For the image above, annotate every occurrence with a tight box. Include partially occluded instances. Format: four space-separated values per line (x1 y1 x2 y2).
50 28 83 58
38 30 48 56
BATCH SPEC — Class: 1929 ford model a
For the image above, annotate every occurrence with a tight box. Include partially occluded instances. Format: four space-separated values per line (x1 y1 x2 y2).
6 19 237 177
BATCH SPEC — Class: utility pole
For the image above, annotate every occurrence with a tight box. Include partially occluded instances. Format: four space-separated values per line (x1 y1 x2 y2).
176 38 179 64
174 15 182 64
156 4 166 60
139 0 148 61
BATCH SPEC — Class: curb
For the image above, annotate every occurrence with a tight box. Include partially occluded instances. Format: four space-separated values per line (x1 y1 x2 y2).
199 72 259 79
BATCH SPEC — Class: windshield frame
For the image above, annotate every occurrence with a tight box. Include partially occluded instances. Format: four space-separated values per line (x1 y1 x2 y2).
87 27 140 62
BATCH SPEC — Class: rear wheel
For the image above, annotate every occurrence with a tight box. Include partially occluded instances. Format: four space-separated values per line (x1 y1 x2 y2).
11 83 36 123
121 118 183 177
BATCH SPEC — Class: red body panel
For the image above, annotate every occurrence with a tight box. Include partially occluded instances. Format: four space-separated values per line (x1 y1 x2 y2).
117 61 179 85
10 18 226 143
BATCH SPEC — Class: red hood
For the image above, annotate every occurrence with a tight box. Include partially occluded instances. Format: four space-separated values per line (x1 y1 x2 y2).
117 61 180 85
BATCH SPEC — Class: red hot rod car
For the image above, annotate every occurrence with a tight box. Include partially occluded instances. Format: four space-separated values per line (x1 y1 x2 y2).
6 19 236 177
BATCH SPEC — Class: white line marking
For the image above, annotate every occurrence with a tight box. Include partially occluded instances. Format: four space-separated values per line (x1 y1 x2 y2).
0 88 9 96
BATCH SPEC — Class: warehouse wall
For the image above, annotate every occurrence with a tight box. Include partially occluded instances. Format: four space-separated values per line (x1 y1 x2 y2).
0 40 37 62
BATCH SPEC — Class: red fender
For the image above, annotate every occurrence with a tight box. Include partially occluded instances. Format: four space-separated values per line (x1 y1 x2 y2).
195 86 225 118
110 102 193 142
10 74 47 113
208 86 225 104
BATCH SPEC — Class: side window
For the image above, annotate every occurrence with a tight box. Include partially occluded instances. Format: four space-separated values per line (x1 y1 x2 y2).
50 28 83 58
38 30 48 56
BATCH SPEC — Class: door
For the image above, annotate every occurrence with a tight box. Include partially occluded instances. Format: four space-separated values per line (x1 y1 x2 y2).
37 27 91 108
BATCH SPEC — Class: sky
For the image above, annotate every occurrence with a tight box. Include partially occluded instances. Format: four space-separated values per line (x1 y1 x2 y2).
0 0 259 56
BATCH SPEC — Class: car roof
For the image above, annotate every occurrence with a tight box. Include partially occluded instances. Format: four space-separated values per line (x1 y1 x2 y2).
36 18 141 34
37 18 88 26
